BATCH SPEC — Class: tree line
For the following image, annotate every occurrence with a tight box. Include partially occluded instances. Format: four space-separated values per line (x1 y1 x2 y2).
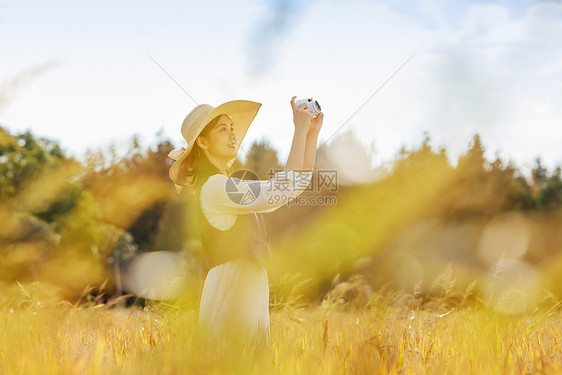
1 124 560 301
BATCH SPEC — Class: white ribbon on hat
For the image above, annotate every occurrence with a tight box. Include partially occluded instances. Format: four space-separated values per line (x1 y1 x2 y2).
167 146 186 161
168 146 187 194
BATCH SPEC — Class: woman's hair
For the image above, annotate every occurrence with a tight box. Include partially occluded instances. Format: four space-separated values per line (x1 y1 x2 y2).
176 114 234 194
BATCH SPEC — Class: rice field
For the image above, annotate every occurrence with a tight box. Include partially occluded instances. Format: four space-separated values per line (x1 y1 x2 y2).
2 280 561 375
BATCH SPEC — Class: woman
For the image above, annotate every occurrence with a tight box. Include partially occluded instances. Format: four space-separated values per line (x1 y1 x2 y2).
168 96 323 355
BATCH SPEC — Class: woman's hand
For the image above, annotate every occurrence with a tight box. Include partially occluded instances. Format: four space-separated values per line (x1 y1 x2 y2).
290 96 312 133
309 111 323 135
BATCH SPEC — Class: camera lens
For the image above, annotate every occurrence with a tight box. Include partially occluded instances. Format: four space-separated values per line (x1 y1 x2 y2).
312 101 321 112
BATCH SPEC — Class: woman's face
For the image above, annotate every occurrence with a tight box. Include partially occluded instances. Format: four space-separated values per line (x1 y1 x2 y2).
197 114 238 160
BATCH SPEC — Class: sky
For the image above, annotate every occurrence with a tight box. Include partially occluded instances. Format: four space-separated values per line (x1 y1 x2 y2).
0 0 561 177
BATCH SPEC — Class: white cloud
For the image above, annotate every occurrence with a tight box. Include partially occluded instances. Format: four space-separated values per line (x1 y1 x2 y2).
413 1 562 171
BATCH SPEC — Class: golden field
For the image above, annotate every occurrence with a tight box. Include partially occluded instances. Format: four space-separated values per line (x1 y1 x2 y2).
1 279 561 375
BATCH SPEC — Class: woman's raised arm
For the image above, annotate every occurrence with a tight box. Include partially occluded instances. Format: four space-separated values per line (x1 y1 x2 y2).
284 96 312 172
303 111 323 172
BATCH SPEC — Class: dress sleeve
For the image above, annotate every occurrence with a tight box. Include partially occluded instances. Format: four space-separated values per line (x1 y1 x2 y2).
199 170 314 216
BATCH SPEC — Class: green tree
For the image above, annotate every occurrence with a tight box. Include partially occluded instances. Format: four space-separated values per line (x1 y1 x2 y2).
537 166 562 210
457 133 486 174
0 127 69 199
242 138 282 179
438 133 534 218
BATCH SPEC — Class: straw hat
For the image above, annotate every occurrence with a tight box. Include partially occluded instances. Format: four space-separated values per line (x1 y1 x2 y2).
168 100 262 193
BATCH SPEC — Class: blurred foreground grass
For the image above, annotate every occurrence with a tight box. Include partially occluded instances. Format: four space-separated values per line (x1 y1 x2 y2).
1 280 561 375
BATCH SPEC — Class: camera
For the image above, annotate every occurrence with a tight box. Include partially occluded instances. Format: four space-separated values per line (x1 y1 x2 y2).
295 98 322 117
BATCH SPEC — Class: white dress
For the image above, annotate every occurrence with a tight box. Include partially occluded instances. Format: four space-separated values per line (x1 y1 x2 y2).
197 170 313 352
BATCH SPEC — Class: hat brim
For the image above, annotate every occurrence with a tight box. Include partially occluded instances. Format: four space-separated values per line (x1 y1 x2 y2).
169 100 262 189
